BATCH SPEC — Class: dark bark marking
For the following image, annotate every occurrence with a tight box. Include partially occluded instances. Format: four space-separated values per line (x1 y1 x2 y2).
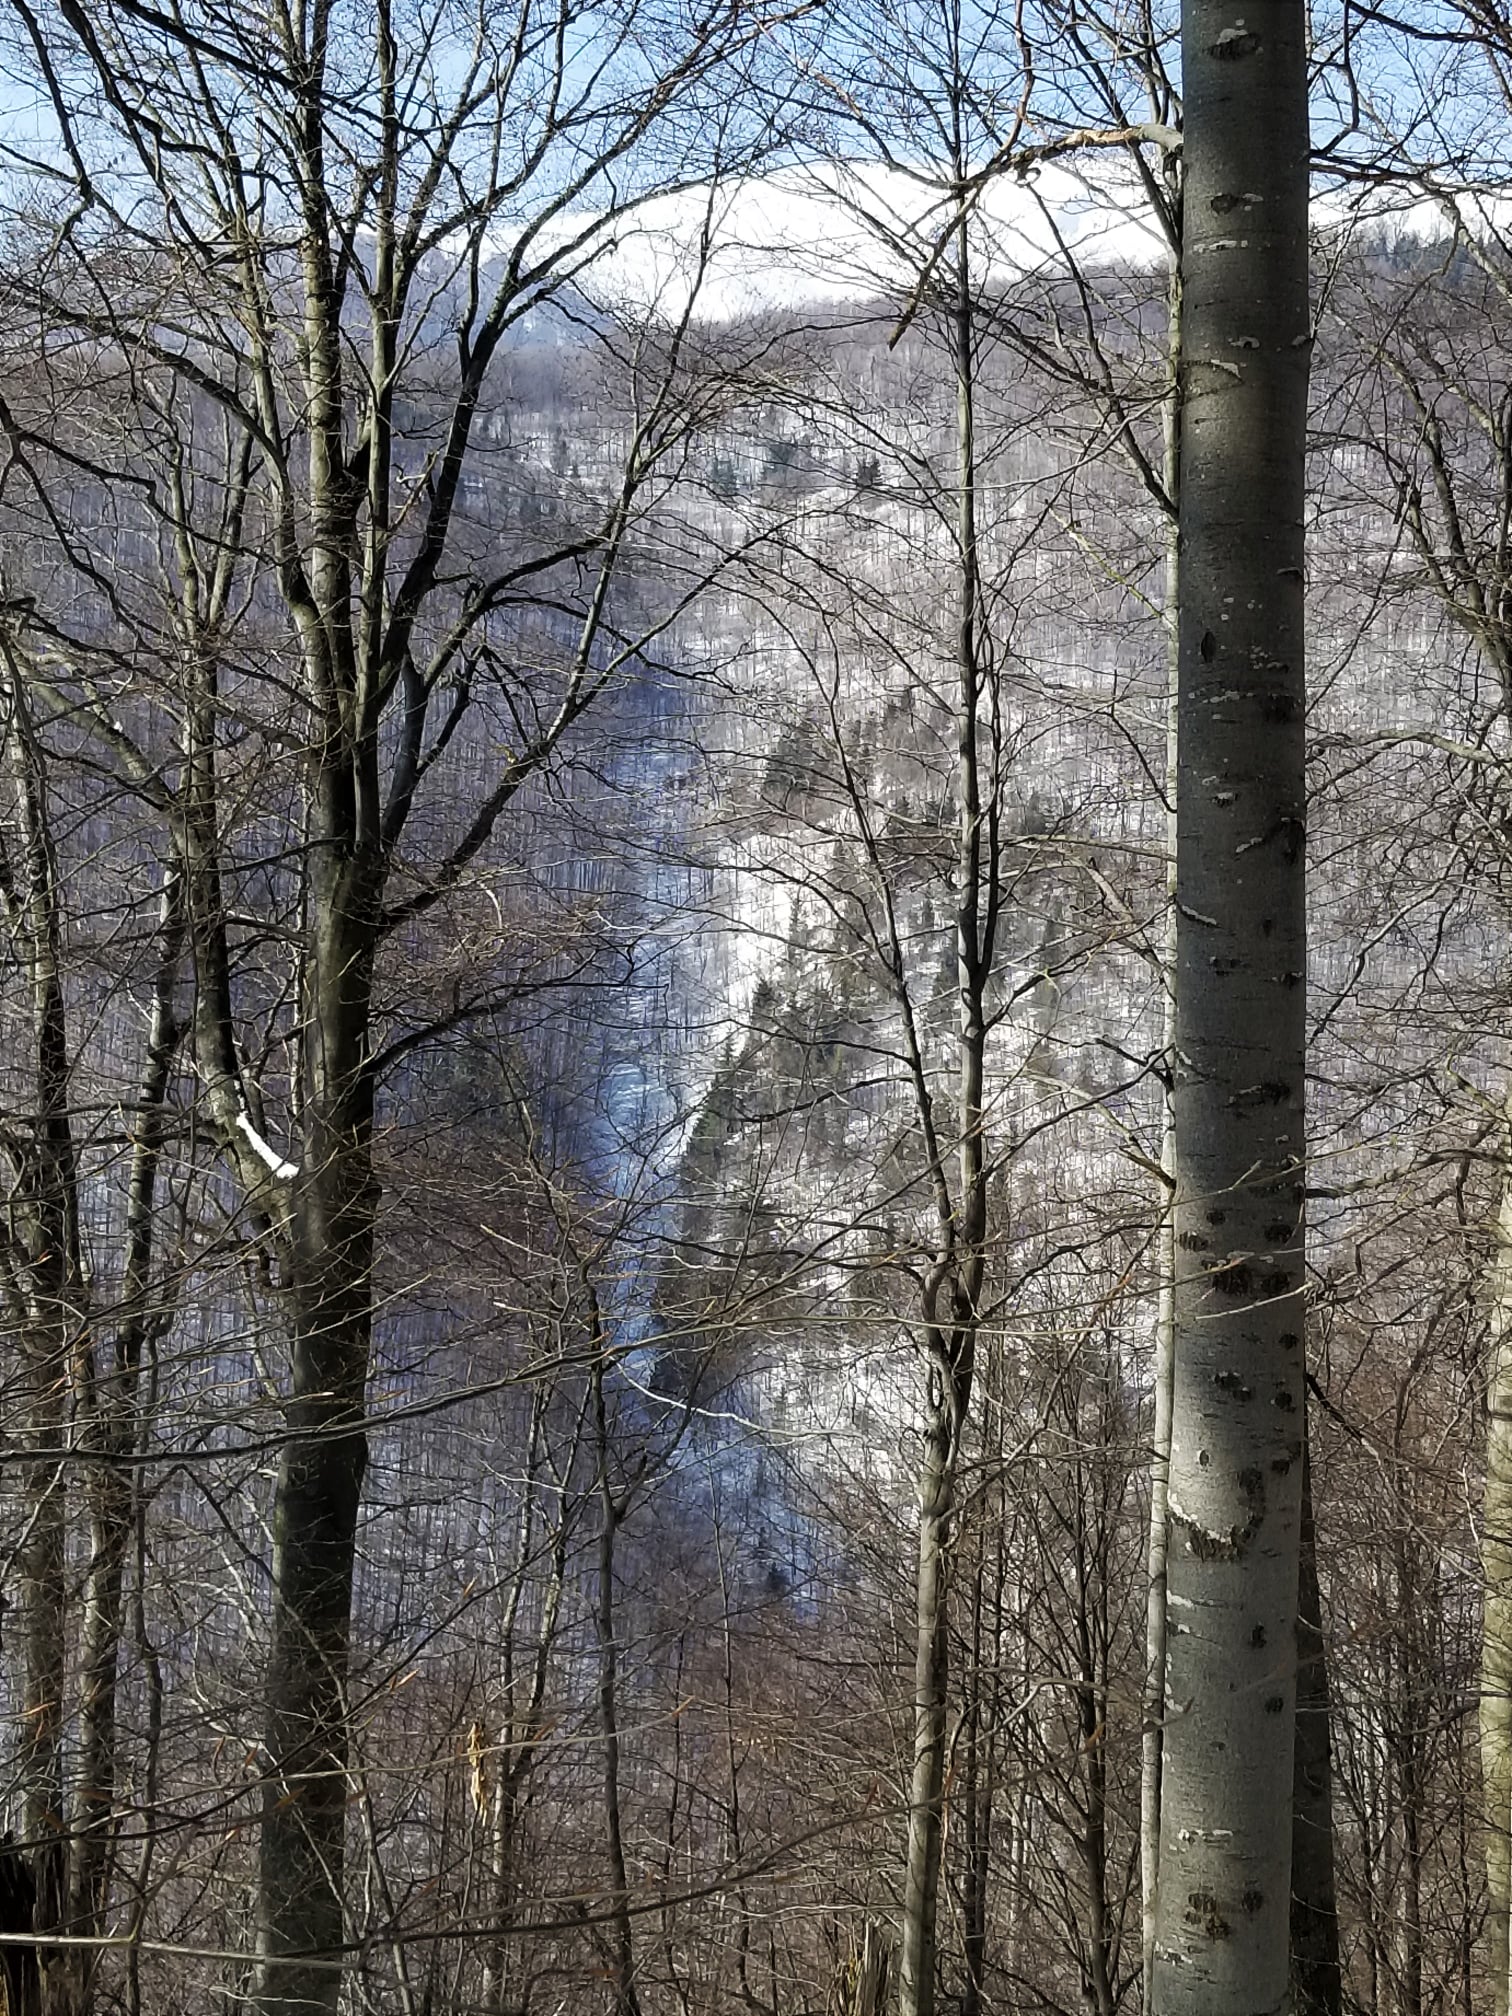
1265 1696 1285 1715
1175 1465 1265 1560
1215 1370 1254 1401
1272 1389 1295 1411
1209 28 1260 57
1229 1080 1292 1114
1263 1221 1292 1244
1211 1261 1253 1297
1250 1624 1267 1649
1186 1892 1232 1939
1200 629 1217 661
1177 1515 1244 1562
1179 1231 1211 1251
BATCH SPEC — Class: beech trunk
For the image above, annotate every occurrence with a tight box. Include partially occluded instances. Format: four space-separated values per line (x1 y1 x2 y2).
1150 0 1310 2007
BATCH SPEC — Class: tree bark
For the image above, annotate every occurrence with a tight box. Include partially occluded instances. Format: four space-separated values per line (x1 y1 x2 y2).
1291 1424 1341 2016
900 1409 958 2016
1484 1103 1512 2016
1072 1441 1116 2016
960 1539 994 2016
250 852 377 2015
592 1353 642 2016
481 1381 580 2016
1143 238 1183 2015
1 647 85 2015
64 867 183 2016
1150 0 1310 2006
897 194 996 2016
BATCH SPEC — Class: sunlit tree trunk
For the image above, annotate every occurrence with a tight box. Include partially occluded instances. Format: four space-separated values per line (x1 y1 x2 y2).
1486 1122 1512 2016
1150 0 1310 2005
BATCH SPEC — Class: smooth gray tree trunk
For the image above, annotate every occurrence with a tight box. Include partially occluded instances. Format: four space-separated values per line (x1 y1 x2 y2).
1150 0 1310 2007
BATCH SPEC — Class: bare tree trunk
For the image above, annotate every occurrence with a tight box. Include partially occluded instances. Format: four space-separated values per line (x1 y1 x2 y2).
168 572 376 2016
1150 0 1310 2006
1073 1449 1116 2016
63 869 182 2016
0 1839 40 2016
16 1371 66 2015
1291 1426 1341 2016
712 1506 767 2016
592 1355 642 2016
901 1407 958 2016
248 123 380 1985
961 1542 993 2016
480 1383 580 2016
1143 240 1183 2015
1 647 85 2016
1484 1106 1512 2016
897 181 997 2016
250 858 376 2016
122 1471 164 2016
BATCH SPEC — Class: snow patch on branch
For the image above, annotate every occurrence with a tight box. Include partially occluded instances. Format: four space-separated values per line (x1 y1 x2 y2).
236 1111 298 1182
